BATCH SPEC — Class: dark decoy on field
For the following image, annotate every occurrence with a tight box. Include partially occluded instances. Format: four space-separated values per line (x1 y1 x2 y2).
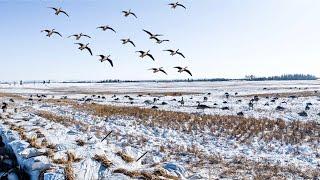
276 106 285 111
75 43 93 56
221 107 229 110
161 102 168 105
68 33 91 40
237 112 244 116
48 7 69 17
136 50 155 61
178 97 184 106
151 106 159 109
305 105 310 111
298 111 308 117
173 67 192 76
121 38 136 47
197 102 210 109
41 29 62 37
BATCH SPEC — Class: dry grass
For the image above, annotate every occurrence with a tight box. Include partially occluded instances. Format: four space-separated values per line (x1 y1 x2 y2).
67 151 82 163
26 135 42 149
64 163 75 180
40 98 320 148
112 168 144 178
0 92 24 99
35 110 89 132
116 151 135 163
64 102 320 146
93 154 113 168
113 168 179 180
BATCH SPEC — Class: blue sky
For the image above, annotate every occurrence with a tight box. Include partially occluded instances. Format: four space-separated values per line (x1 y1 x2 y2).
1 0 320 81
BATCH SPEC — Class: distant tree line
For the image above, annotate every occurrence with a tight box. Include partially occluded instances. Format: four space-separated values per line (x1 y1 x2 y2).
245 74 317 81
1 74 317 84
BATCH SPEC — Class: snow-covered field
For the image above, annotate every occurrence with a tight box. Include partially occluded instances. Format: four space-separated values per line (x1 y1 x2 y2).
0 80 319 179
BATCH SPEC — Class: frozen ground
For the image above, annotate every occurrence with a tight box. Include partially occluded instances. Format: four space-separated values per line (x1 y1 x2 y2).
0 80 319 179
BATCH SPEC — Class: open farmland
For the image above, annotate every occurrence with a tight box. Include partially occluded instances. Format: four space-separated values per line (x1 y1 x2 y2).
0 80 320 179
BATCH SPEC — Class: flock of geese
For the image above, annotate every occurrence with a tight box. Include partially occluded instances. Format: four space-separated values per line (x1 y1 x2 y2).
41 2 193 77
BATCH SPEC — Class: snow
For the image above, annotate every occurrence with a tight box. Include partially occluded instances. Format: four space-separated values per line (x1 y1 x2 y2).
0 80 319 179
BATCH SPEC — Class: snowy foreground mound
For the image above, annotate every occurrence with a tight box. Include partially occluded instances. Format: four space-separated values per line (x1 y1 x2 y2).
0 81 319 179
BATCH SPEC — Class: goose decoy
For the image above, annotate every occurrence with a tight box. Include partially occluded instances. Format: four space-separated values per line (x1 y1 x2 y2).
143 29 163 40
173 66 192 76
298 111 308 117
97 55 113 67
97 25 116 33
197 102 210 109
305 105 310 111
149 67 167 75
276 106 285 111
75 43 93 56
68 33 91 40
164 49 185 58
168 2 186 9
48 7 69 17
136 50 155 61
121 38 136 47
122 9 137 18
178 97 184 106
41 29 62 37
237 112 244 116
153 37 170 44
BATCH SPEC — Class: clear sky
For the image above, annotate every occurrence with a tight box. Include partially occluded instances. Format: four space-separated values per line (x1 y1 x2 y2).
1 0 320 81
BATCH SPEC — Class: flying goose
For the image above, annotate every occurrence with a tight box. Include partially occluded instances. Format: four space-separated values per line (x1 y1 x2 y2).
121 38 136 47
164 49 185 58
41 29 62 37
68 33 91 40
48 7 69 17
153 37 170 44
168 2 186 9
122 9 137 18
136 50 155 61
143 29 163 40
149 67 167 75
75 43 93 56
173 66 192 76
97 55 113 67
97 25 116 33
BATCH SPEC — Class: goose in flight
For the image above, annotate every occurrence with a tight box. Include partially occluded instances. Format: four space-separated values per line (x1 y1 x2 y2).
174 66 192 76
168 2 186 9
153 37 170 44
136 50 155 61
143 29 163 40
68 33 91 40
97 25 116 33
75 43 93 56
149 67 167 75
41 29 62 37
122 9 137 18
97 55 113 67
48 7 69 17
164 49 185 58
121 38 136 47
